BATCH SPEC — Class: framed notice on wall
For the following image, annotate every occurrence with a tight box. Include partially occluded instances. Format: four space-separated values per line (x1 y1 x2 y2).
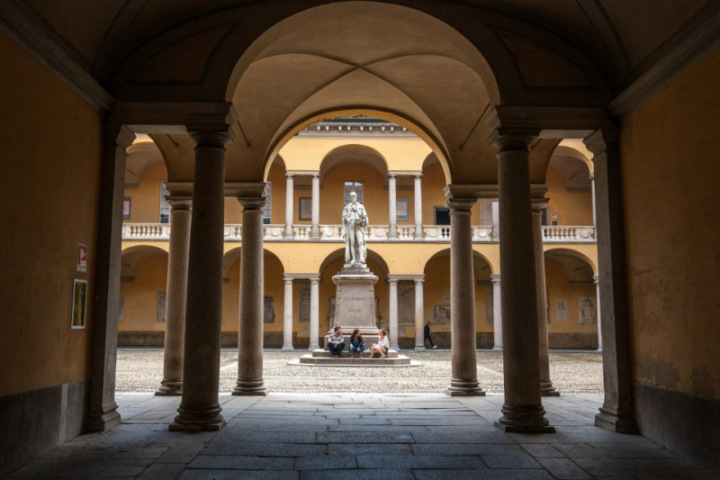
299 197 312 221
396 198 409 221
71 279 88 329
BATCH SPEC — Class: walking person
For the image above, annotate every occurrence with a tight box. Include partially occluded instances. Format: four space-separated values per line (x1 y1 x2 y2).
424 321 438 349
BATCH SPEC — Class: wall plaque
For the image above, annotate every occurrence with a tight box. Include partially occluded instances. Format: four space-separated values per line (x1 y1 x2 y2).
557 299 568 320
398 282 414 325
578 296 596 325
433 304 451 325
298 281 310 323
264 295 275 323
157 292 166 323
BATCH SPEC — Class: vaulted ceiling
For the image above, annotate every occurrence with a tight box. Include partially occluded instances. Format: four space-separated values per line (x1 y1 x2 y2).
2 0 717 183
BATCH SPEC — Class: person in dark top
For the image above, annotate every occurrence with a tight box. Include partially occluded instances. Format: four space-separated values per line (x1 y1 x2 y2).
349 329 365 357
424 321 438 349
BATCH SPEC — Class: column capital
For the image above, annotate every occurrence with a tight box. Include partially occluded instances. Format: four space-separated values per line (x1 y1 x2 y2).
593 275 600 285
583 127 619 156
285 172 296 178
168 198 192 211
388 173 398 179
387 277 399 285
238 197 267 210
530 184 550 210
225 182 268 199
283 276 294 285
414 173 423 179
189 130 233 148
444 183 498 200
309 277 321 285
414 277 425 285
312 172 321 179
490 274 501 283
445 198 476 212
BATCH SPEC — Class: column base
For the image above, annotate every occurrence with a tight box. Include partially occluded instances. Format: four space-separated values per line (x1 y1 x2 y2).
87 403 122 432
446 379 486 396
595 407 637 433
308 345 320 351
540 380 560 397
155 379 182 396
170 404 225 432
281 345 294 351
414 345 426 352
492 346 503 352
494 404 555 433
390 344 400 351
233 379 268 396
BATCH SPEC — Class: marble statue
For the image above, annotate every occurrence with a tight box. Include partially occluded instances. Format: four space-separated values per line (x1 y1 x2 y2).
341 191 368 265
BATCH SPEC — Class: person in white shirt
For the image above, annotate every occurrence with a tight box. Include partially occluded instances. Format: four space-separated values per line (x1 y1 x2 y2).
371 329 390 358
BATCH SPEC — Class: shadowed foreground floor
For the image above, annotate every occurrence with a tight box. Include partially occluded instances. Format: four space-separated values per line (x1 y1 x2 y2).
9 392 718 479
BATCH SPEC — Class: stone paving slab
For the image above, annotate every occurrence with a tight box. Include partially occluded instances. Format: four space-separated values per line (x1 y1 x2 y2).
9 392 720 480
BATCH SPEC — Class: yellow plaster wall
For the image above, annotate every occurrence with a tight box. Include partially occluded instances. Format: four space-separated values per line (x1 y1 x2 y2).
621 47 720 400
0 32 101 396
546 167 594 225
123 163 168 223
221 252 285 334
545 258 598 333
119 254 168 332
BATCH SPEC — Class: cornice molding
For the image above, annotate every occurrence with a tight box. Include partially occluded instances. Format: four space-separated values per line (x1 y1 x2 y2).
0 0 113 112
110 102 238 136
609 4 720 118
487 106 612 138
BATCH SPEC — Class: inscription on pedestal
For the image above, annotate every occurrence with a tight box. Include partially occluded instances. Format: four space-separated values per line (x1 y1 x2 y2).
331 267 379 334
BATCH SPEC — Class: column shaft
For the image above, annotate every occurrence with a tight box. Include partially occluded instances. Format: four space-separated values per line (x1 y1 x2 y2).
311 174 320 239
309 278 320 350
284 174 294 239
388 174 397 239
171 132 229 431
594 275 602 352
282 278 294 351
447 198 484 396
414 279 425 350
388 279 399 350
494 135 552 432
414 175 423 239
88 124 135 431
233 198 267 396
156 199 192 396
491 275 502 350
533 207 558 396
585 129 635 433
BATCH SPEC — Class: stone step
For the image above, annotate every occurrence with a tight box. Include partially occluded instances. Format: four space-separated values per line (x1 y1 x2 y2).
311 349 400 359
293 354 415 367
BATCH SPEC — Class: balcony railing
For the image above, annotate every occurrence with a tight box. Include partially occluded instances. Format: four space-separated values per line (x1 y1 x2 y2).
123 223 595 243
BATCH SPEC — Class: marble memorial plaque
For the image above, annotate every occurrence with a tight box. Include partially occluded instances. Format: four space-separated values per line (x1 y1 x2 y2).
264 295 275 323
298 281 310 323
398 282 414 325
157 292 166 323
579 296 596 325
433 304 451 325
557 299 567 320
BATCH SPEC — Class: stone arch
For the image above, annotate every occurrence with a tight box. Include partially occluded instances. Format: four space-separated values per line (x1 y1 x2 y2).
222 247 285 281
120 245 167 281
545 247 597 277
319 144 389 184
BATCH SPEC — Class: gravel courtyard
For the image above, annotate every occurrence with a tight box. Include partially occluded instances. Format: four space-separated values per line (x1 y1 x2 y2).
117 349 603 394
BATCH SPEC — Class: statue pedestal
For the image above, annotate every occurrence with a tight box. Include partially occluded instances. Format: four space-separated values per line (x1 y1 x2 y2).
331 263 379 337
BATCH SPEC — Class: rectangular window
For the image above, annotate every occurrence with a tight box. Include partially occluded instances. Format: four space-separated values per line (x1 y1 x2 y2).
344 181 364 204
434 206 450 225
159 180 170 224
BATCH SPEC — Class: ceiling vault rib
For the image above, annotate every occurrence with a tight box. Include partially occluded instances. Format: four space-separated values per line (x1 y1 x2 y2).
93 0 149 76
459 103 491 150
574 0 630 81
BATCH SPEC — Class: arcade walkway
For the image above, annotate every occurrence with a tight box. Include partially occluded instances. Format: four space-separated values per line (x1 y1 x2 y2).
9 393 717 479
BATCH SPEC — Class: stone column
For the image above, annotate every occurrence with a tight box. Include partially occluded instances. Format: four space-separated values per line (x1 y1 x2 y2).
532 199 559 396
284 173 294 239
446 197 485 396
491 274 502 351
594 275 602 352
414 174 423 240
388 173 398 239
88 124 135 431
233 196 268 396
311 173 320 239
171 130 232 432
492 133 552 432
590 172 597 228
156 194 192 396
309 277 321 350
282 277 294 351
584 128 635 433
388 277 399 350
414 277 425 351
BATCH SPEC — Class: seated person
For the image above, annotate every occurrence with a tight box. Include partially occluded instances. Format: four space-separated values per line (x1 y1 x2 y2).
327 326 345 357
348 329 365 357
370 329 390 358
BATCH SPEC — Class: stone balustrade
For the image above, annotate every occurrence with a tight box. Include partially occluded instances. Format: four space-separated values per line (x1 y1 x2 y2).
121 222 595 243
